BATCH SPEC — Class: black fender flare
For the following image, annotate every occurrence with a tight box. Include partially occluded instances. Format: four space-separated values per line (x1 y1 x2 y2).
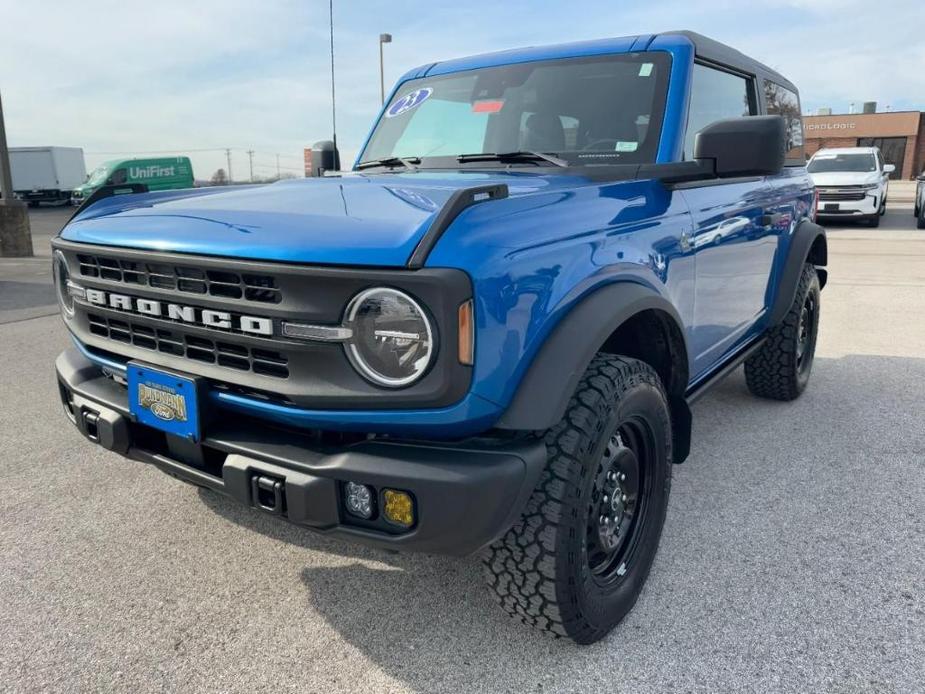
496 282 693 461
769 219 827 326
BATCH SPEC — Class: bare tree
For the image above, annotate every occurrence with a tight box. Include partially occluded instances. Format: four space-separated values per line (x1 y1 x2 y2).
210 168 228 186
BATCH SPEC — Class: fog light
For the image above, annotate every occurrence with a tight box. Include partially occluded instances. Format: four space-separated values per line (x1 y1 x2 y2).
383 489 414 527
344 481 375 519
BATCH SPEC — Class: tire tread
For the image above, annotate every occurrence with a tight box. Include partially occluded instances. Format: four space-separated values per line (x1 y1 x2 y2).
744 263 818 401
482 355 669 641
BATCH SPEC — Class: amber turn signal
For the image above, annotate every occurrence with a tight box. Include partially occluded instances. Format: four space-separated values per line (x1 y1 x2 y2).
458 299 474 365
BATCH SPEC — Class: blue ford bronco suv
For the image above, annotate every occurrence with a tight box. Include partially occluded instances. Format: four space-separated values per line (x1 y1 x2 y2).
53 31 826 643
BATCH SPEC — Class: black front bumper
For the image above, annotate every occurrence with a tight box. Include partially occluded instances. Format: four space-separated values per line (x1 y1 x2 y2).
56 347 546 556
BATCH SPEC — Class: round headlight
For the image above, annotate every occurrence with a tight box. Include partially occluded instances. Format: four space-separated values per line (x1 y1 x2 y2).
345 287 435 387
53 250 74 317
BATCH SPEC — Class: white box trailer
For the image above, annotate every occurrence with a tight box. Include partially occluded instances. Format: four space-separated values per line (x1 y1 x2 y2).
10 147 87 206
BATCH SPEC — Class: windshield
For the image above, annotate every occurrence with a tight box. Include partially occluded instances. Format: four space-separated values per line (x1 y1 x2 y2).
360 53 670 169
86 165 110 186
808 153 876 173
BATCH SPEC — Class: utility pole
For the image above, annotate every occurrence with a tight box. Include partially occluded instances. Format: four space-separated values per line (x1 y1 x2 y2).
225 148 233 184
0 89 33 257
247 150 255 182
379 33 392 105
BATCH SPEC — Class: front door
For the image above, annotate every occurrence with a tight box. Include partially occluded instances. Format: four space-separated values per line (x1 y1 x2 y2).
682 180 776 376
680 62 778 379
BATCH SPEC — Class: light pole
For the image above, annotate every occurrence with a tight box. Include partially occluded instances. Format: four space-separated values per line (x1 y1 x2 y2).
0 89 33 257
379 33 392 105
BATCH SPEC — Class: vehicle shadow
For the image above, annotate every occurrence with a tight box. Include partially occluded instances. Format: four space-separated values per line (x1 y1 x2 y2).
197 352 925 693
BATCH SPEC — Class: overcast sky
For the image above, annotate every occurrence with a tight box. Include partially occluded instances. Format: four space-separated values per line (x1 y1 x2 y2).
3 0 923 179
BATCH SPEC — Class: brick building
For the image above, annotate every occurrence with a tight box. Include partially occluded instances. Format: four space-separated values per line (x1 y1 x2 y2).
803 111 925 179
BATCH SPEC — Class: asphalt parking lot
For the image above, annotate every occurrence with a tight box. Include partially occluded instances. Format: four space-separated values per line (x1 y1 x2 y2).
1 202 923 693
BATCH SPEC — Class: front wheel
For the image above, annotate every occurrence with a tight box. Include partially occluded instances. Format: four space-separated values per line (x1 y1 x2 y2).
483 355 672 644
917 205 925 230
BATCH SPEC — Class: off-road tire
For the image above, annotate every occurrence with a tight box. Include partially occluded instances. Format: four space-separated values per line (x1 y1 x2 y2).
744 263 820 401
482 355 672 644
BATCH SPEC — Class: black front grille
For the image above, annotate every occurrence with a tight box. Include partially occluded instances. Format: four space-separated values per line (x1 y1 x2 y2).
87 313 289 378
77 254 282 304
56 238 473 410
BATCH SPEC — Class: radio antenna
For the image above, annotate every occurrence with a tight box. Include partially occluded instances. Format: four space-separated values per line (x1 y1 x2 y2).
329 0 338 155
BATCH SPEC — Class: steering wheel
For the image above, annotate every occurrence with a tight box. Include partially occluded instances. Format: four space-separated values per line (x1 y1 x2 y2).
582 139 620 151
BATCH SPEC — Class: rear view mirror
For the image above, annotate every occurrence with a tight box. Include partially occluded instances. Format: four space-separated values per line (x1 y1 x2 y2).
694 116 786 178
883 164 896 174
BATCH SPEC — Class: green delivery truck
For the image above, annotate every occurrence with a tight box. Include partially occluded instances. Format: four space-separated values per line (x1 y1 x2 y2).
71 156 194 204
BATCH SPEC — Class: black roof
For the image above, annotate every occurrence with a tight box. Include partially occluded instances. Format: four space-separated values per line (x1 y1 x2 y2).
665 30 798 94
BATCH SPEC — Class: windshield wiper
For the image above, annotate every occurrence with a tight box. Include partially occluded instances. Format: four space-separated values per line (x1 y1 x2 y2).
355 156 421 171
456 151 569 168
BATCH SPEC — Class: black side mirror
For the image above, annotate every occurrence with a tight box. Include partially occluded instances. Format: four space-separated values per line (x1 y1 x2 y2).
694 116 786 178
309 140 341 177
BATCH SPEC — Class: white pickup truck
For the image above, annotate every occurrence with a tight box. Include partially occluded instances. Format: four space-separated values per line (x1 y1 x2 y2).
808 146 893 227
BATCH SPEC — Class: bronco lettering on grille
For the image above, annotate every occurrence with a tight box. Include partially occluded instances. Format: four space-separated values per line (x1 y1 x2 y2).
83 288 274 336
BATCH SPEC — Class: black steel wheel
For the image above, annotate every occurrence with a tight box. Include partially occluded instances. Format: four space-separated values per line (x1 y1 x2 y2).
795 290 818 378
586 422 656 584
483 355 672 644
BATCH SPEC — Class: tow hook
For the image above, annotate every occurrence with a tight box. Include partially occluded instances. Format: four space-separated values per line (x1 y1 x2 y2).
250 474 286 515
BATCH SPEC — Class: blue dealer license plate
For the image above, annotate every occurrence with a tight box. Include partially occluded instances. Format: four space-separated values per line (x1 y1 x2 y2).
128 363 201 441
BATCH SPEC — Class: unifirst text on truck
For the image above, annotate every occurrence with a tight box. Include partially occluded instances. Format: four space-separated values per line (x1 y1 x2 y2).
70 156 194 204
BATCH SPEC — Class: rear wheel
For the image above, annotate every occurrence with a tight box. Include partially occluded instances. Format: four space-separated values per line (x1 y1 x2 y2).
483 355 672 644
745 263 820 401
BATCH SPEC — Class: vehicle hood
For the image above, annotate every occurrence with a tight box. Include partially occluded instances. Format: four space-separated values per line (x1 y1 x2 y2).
809 171 881 187
60 172 593 266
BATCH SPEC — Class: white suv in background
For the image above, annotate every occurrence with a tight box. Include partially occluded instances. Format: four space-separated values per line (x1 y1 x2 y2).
808 147 893 227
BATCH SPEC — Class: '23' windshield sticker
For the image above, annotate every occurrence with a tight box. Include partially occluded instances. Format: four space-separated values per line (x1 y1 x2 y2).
385 88 433 118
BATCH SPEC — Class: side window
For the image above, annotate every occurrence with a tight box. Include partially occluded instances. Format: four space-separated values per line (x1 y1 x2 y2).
684 63 755 159
110 168 127 185
763 80 804 163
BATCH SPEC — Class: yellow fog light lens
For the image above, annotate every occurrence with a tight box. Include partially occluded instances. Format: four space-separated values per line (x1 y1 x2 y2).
382 489 415 527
